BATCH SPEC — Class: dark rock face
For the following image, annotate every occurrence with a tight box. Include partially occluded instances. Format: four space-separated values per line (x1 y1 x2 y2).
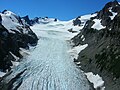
17 16 23 25
0 15 2 23
2 10 7 14
0 24 13 71
72 0 120 80
54 18 57 22
73 17 81 26
68 28 77 33
21 15 31 26
30 17 39 25
0 23 38 72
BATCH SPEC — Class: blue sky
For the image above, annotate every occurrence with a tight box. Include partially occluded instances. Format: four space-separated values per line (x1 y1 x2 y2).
0 0 116 20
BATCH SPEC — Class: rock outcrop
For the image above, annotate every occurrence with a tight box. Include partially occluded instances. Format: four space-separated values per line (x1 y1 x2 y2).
73 17 81 26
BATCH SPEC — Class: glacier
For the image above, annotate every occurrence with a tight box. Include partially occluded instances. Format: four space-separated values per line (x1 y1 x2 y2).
2 21 92 90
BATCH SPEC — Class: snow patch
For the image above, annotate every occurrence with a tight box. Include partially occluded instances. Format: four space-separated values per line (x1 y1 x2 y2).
19 48 30 56
82 38 85 41
92 19 105 30
81 35 84 38
76 62 81 65
11 61 19 67
0 71 6 77
85 72 105 90
109 9 117 20
68 44 88 59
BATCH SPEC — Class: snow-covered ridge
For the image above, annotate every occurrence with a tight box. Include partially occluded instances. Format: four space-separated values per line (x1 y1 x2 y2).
32 13 97 34
79 13 97 22
0 10 31 34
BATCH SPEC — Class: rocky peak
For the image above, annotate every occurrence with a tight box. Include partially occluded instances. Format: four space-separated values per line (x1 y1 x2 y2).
22 15 31 26
54 18 57 22
81 0 120 30
104 0 119 9
30 17 39 25
97 0 120 19
1 9 7 14
73 17 81 26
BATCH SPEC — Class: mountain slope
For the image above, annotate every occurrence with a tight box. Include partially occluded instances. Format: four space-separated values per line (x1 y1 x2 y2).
72 0 120 90
0 10 38 72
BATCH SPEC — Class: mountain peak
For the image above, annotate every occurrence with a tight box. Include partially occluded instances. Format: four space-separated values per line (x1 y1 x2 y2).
103 0 119 10
1 10 15 16
21 15 31 25
2 9 7 14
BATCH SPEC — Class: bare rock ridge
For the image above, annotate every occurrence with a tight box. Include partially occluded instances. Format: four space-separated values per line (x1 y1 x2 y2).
21 16 58 25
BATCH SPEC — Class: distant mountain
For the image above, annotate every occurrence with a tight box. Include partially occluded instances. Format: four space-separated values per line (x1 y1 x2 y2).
0 10 38 72
72 0 120 89
21 15 32 26
21 15 58 26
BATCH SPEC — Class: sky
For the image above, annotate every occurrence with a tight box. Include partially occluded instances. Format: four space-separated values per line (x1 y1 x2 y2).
0 0 117 20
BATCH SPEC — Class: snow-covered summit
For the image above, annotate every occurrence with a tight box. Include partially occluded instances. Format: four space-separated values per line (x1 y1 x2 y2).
0 10 33 34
